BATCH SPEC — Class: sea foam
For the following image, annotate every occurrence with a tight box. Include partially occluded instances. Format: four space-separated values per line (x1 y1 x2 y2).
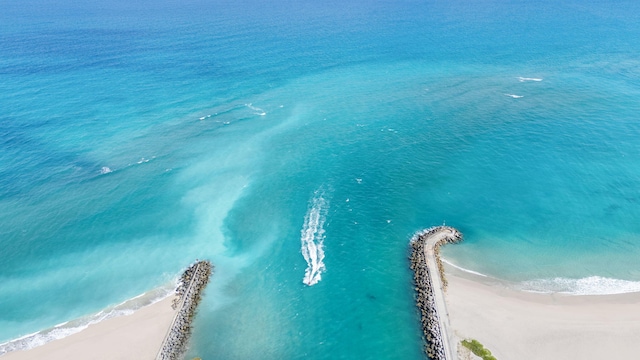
517 77 543 82
0 286 173 355
518 276 640 295
245 103 266 116
300 191 328 286
441 259 640 296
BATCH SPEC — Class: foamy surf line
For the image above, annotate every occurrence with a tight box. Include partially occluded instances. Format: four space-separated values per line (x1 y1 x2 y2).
442 259 640 296
300 190 328 286
517 276 640 296
0 285 175 355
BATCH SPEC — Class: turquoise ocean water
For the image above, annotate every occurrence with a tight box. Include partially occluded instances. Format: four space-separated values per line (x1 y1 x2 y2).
1 0 640 358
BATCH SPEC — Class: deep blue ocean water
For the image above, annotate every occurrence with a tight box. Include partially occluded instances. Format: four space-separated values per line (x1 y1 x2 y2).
2 0 640 358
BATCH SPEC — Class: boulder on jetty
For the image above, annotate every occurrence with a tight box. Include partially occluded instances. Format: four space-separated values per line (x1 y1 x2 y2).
409 226 462 360
157 260 213 360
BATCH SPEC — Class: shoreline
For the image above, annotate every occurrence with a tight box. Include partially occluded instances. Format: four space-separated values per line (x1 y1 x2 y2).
441 258 640 296
0 285 176 357
0 261 212 360
445 263 640 359
0 296 178 360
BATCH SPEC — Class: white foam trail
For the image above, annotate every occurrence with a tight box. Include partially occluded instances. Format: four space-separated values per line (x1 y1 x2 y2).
518 276 640 295
300 192 328 286
517 77 543 82
504 93 524 98
0 286 174 355
100 167 112 174
245 103 266 116
441 259 488 277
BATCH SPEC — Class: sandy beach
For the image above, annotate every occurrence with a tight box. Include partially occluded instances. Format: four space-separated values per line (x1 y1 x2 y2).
1 296 177 360
445 266 640 360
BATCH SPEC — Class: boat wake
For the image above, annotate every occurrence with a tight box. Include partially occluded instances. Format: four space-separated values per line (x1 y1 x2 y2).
300 191 329 286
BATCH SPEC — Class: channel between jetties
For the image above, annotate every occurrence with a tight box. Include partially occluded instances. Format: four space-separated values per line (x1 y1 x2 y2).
410 226 463 360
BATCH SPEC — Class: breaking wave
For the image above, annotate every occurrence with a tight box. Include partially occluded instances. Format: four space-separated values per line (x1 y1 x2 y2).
517 76 543 82
300 191 328 286
518 276 640 295
439 259 640 296
0 286 174 355
245 103 266 116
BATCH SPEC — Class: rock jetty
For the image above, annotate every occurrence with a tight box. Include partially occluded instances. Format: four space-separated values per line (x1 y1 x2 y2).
157 260 213 360
410 226 462 360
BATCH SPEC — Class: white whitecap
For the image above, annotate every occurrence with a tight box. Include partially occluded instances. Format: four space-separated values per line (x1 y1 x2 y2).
100 167 113 174
300 191 328 286
517 77 543 82
245 103 266 116
518 276 640 295
504 94 524 98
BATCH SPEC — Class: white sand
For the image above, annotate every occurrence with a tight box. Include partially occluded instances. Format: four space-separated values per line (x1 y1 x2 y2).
445 267 640 359
2 296 177 360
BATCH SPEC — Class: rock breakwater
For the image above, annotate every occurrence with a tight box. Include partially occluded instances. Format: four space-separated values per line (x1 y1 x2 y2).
410 226 463 360
157 260 213 360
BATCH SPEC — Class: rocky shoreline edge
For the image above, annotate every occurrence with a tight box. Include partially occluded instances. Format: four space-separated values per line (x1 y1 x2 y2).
410 226 463 360
157 260 213 360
